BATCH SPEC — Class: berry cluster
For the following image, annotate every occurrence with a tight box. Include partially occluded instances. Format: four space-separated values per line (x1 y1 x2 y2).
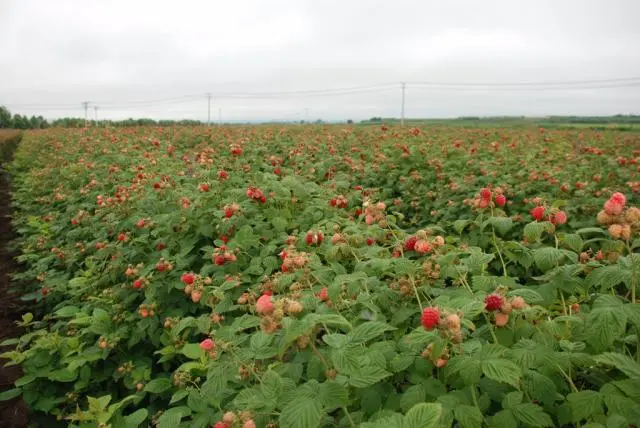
484 292 528 327
597 192 639 240
246 186 267 203
403 229 446 254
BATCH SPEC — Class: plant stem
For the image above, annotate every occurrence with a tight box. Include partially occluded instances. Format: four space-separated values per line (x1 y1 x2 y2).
627 241 637 304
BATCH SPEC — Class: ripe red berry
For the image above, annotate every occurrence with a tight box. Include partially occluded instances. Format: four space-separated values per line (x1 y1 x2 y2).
317 287 329 302
530 206 545 221
421 307 440 330
610 192 626 207
181 272 195 285
156 242 166 251
366 238 375 246
495 194 506 207
404 236 417 251
224 208 234 218
329 198 337 207
274 167 281 175
480 188 492 200
551 211 567 225
214 255 226 266
199 183 209 192
484 294 504 311
133 279 143 289
199 338 215 351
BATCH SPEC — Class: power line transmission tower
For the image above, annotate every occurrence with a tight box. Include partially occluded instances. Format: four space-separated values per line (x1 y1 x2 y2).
206 93 213 125
82 101 89 127
400 82 406 126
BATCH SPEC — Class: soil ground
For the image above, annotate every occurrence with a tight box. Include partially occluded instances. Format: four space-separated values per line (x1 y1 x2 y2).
0 133 29 428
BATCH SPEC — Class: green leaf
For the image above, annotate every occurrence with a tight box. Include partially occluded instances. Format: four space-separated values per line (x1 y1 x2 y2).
560 233 583 252
594 352 640 379
322 333 348 348
279 397 322 428
0 388 21 401
54 306 79 317
488 217 514 236
180 343 205 360
502 391 523 409
309 313 352 331
454 404 484 428
567 391 603 422
123 409 148 427
261 370 283 401
319 380 348 411
512 403 554 427
403 402 442 428
482 359 521 387
533 247 565 271
144 377 173 394
347 321 395 344
349 365 392 388
586 307 627 351
522 370 557 407
489 410 518 428
156 407 185 428
453 220 471 234
169 389 188 404
524 221 550 242
506 288 544 304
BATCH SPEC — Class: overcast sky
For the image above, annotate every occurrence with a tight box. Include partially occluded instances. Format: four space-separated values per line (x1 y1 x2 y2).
1 0 639 121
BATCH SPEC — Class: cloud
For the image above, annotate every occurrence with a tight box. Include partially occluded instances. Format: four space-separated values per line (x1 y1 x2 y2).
1 0 639 121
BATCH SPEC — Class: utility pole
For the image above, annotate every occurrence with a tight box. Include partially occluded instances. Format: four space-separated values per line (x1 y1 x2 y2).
400 82 406 126
94 106 99 123
218 108 222 127
206 93 212 125
82 101 89 127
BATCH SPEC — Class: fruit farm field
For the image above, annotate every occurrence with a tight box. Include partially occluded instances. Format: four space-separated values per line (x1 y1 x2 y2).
2 125 640 428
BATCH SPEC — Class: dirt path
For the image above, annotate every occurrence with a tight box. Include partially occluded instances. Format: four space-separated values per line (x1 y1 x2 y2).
0 133 29 428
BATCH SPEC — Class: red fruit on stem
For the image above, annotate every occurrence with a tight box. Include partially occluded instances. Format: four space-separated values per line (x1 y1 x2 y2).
484 294 504 311
480 188 492 200
181 272 195 285
404 236 417 251
256 294 274 314
199 338 215 351
421 307 440 330
495 194 506 207
530 206 545 221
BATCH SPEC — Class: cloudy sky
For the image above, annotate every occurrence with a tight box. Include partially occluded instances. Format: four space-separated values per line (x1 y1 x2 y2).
1 0 639 121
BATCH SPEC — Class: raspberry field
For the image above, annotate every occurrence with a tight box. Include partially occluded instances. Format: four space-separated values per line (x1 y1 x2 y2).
2 125 640 428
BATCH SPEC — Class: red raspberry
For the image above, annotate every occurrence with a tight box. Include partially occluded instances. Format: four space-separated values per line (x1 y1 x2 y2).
404 236 417 251
199 338 215 351
132 279 143 289
224 208 234 218
366 238 375 246
421 307 440 330
495 194 506 207
610 192 626 206
530 206 545 221
484 294 504 311
214 255 226 266
480 188 492 200
329 198 337 207
551 211 567 225
181 272 195 285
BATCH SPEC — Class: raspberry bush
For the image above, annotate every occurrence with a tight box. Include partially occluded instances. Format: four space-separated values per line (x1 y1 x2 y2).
2 125 640 427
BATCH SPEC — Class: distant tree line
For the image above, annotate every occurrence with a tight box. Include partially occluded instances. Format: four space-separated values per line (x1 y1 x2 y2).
0 106 49 129
0 105 205 129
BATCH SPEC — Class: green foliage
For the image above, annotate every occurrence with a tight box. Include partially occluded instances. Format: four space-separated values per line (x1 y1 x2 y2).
4 125 640 427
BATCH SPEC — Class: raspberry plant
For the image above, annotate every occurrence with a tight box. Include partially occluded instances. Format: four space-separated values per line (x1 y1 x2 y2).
1 125 640 427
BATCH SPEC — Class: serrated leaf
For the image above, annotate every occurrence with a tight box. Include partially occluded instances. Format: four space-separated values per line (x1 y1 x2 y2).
347 321 395 344
524 222 548 242
279 396 322 428
506 288 544 304
512 403 554 427
561 233 583 252
404 402 442 428
453 219 471 234
482 359 522 387
567 391 603 422
454 404 484 428
261 370 283 401
156 407 185 428
586 308 628 351
488 217 514 235
349 365 391 388
0 388 21 401
143 377 172 394
123 409 148 427
522 370 557 407
169 389 188 404
594 352 640 379
533 247 565 272
319 380 348 411
180 343 205 360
